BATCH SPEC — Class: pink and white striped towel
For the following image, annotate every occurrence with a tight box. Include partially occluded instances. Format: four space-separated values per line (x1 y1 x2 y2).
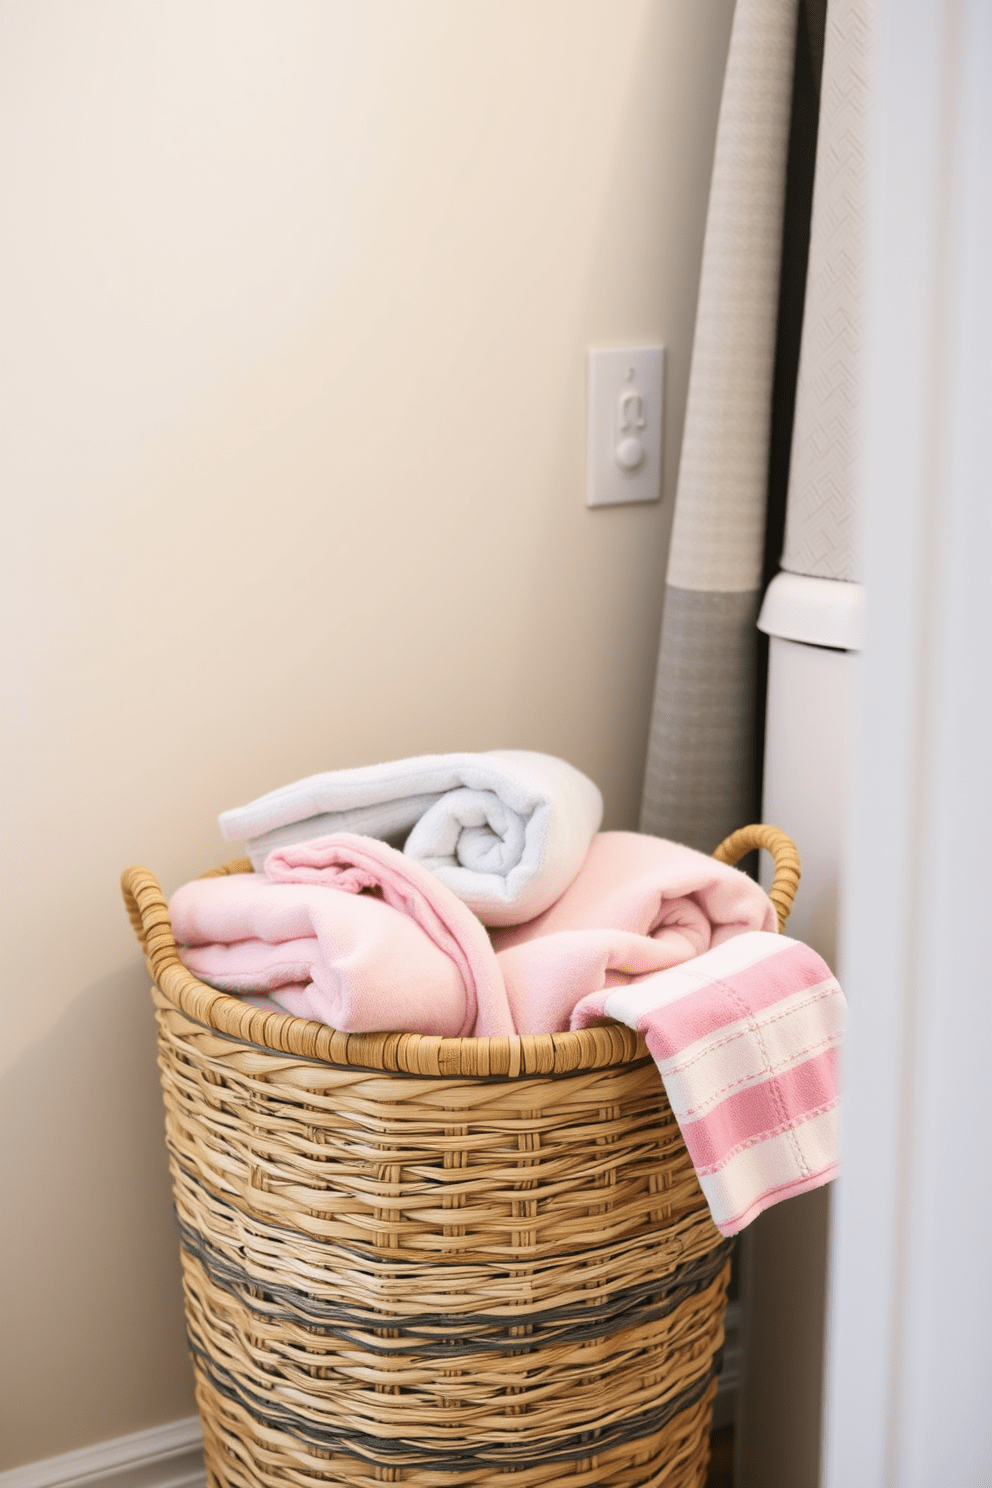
570 931 845 1236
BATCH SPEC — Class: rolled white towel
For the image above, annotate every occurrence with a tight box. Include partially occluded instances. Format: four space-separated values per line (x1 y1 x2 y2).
219 749 603 927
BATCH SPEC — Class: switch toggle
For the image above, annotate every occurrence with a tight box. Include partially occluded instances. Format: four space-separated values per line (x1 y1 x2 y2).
616 434 644 470
615 382 647 470
587 345 664 507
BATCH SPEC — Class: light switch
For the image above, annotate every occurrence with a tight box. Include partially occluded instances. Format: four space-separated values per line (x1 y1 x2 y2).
586 345 665 507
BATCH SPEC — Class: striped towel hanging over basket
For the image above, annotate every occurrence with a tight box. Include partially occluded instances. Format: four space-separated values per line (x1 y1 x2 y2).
122 823 799 1488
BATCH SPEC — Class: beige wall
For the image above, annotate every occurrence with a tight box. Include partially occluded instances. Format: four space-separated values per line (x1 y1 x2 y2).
0 0 733 1468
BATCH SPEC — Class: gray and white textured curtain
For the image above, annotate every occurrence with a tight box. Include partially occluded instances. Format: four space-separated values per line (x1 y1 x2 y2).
640 0 799 852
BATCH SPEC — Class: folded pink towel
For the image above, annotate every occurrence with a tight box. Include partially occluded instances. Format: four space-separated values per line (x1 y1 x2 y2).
491 832 777 1035
170 834 515 1037
571 932 844 1236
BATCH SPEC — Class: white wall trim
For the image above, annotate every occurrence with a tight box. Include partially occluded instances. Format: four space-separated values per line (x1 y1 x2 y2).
0 1418 204 1488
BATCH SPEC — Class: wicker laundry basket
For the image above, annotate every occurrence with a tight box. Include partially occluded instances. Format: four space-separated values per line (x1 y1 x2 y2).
122 823 799 1488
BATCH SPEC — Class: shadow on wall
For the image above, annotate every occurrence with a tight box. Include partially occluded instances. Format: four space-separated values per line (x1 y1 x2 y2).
0 962 194 1470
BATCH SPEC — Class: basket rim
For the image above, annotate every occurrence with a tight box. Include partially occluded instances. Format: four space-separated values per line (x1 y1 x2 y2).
122 822 799 1079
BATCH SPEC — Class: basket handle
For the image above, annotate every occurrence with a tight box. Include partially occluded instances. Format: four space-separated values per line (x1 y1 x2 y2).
121 857 252 981
712 823 800 932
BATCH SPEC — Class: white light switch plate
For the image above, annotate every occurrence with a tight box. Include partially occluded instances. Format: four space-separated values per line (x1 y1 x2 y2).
586 345 665 507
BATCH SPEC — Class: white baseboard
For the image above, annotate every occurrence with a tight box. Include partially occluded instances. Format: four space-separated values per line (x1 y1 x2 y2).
0 1418 205 1488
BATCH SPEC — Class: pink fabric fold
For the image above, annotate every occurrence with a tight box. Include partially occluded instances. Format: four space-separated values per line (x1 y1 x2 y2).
264 834 514 1037
170 834 515 1038
570 932 845 1235
491 832 776 1035
495 928 696 1038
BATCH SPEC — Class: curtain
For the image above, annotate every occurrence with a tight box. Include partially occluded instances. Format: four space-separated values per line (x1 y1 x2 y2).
639 0 799 852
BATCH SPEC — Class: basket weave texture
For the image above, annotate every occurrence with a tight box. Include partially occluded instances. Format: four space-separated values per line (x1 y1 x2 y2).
123 823 799 1488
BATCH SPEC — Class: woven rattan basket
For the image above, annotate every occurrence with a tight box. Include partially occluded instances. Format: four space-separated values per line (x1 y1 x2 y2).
122 822 799 1488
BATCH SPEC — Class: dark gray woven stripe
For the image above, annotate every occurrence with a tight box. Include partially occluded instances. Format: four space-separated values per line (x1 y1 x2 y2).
190 1338 720 1472
178 1211 731 1358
